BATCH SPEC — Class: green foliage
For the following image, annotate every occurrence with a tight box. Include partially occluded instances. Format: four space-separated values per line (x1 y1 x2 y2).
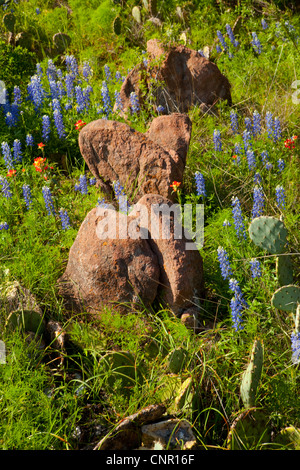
0 41 36 94
240 339 264 409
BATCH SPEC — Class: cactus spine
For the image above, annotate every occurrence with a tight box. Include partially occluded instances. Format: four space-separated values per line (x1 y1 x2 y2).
240 339 264 409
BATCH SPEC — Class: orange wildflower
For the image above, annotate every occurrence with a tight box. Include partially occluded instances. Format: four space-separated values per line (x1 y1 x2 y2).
33 157 48 173
75 119 87 131
38 142 45 149
7 169 16 177
170 181 181 192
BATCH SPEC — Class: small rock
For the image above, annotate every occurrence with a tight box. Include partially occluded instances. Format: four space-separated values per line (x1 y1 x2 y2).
141 419 197 450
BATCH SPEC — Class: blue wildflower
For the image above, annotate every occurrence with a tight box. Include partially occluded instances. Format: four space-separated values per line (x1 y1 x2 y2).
231 196 246 240
249 258 262 278
251 186 265 219
27 74 45 111
261 150 269 165
22 184 32 210
78 174 88 195
195 171 207 197
130 92 140 114
216 30 228 51
0 222 9 230
53 109 65 139
275 185 286 209
217 246 233 280
251 32 262 54
13 85 22 105
0 176 12 199
157 105 165 114
273 117 281 142
291 331 300 364
246 149 256 171
244 117 252 134
65 55 79 77
261 19 268 30
230 110 239 135
1 142 14 170
113 180 130 213
253 172 262 184
213 129 222 151
65 73 75 99
265 111 274 139
42 115 51 142
101 81 112 116
242 130 252 153
216 44 222 53
277 158 285 172
13 139 22 163
230 296 245 331
59 208 71 230
82 61 92 81
252 110 262 137
89 177 97 186
226 24 239 47
104 64 112 82
265 162 273 171
26 134 34 147
42 186 56 216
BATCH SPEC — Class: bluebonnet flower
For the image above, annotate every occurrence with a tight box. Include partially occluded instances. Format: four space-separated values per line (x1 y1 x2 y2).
254 172 262 184
216 44 222 53
261 150 269 165
251 186 265 219
42 186 56 216
49 80 60 100
83 85 93 111
65 55 79 77
244 117 252 134
42 115 51 142
36 8 41 14
115 71 123 83
57 81 65 99
231 196 246 240
113 180 130 213
75 85 86 113
242 130 252 153
0 176 12 199
0 221 9 230
27 75 45 111
82 61 92 81
13 139 22 163
261 19 268 30
265 162 273 170
223 219 231 227
78 174 88 195
251 32 262 54
36 63 43 78
249 258 262 278
275 185 286 209
273 117 281 142
234 142 242 158
97 197 110 208
198 49 205 57
265 111 274 139
130 92 140 114
65 73 75 99
246 149 256 171
195 171 207 197
22 184 32 210
226 24 239 47
216 30 228 51
252 110 262 137
26 134 34 147
65 102 72 111
230 110 239 134
157 105 165 114
230 296 245 331
104 64 112 82
291 331 300 364
1 142 14 170
277 158 285 172
51 98 62 112
53 109 65 139
13 85 22 105
217 246 233 280
213 129 222 151
89 177 96 186
59 208 71 230
5 112 14 128
101 81 112 116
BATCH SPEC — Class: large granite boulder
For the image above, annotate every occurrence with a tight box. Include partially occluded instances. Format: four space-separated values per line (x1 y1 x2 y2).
78 113 192 202
116 38 232 117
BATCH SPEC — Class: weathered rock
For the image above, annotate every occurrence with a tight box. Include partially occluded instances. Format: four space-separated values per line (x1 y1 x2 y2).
117 38 231 116
78 113 191 202
57 207 160 315
135 194 204 316
93 404 166 450
141 419 197 450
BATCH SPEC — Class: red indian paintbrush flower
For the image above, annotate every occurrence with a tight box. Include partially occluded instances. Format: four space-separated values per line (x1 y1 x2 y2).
75 119 87 131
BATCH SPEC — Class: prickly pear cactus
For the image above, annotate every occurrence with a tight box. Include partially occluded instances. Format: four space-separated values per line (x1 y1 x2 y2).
132 6 141 24
3 12 15 32
273 426 300 449
249 216 288 254
167 347 188 374
276 255 293 286
6 310 46 336
113 15 122 35
271 285 300 313
174 376 193 411
227 410 271 450
240 339 264 409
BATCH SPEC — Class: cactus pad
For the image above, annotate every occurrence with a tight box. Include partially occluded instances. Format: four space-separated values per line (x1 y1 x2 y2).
227 410 271 450
167 347 188 374
273 426 300 450
249 216 288 254
132 6 141 23
276 255 293 286
3 12 15 32
240 339 263 409
271 285 300 313
113 16 122 35
6 310 45 336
